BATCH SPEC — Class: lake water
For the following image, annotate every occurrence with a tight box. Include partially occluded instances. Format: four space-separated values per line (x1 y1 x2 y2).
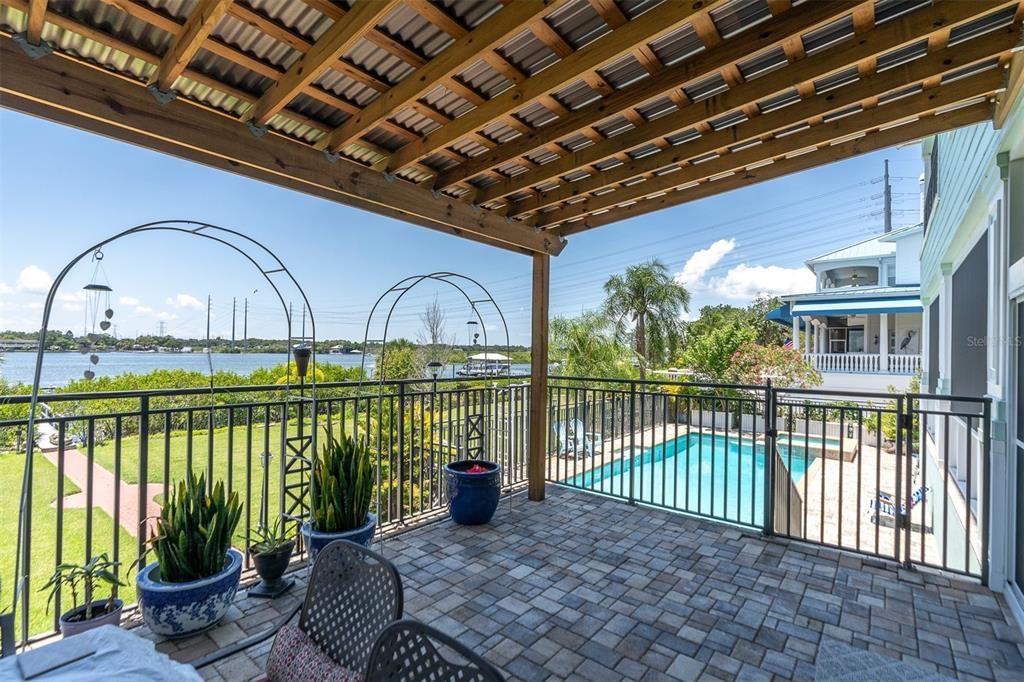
0 351 531 387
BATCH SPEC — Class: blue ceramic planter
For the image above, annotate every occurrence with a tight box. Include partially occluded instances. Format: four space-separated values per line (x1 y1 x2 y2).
136 548 242 638
445 460 501 525
301 513 377 562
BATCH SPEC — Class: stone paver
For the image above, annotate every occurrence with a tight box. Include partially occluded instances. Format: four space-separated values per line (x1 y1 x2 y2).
123 488 1023 681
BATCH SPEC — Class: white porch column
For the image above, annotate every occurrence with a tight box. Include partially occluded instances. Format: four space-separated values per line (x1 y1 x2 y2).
804 317 813 353
792 315 799 352
879 313 889 374
938 263 954 394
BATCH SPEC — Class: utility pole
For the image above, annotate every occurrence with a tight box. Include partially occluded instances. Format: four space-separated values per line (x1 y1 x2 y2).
243 298 249 352
158 321 166 336
206 295 212 351
231 297 237 351
883 158 892 234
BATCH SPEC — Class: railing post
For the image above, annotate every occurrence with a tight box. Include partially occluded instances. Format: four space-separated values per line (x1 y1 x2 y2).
137 395 149 568
982 398 991 586
894 396 905 567
763 380 775 537
397 381 406 524
903 393 914 568
628 380 636 505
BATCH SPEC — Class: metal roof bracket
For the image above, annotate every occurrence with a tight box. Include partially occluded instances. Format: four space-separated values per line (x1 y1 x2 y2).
382 172 397 183
322 149 341 164
146 83 177 106
12 33 53 60
246 121 268 138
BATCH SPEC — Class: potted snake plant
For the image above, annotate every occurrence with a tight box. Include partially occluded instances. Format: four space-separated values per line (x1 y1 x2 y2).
301 432 375 561
41 553 124 637
135 471 243 637
248 521 295 598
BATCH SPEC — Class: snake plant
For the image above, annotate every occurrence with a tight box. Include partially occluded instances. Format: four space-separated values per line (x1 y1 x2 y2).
312 432 373 533
145 471 242 583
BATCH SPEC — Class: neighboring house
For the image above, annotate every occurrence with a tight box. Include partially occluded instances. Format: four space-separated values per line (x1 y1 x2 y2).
918 86 1024 626
768 225 923 392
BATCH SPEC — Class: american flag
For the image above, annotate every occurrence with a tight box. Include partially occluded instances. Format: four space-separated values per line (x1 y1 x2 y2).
784 338 794 349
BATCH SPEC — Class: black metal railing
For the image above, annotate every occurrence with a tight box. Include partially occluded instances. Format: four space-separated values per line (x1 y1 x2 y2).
544 377 990 582
1 374 991 642
0 377 528 642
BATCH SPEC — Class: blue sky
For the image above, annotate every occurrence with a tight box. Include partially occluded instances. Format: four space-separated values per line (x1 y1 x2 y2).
0 109 923 346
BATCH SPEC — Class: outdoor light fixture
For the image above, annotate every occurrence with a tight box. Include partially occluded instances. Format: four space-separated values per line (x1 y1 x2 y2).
292 344 312 378
427 361 443 381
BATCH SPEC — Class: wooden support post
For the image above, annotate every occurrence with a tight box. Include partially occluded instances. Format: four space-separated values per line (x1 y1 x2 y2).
529 253 550 502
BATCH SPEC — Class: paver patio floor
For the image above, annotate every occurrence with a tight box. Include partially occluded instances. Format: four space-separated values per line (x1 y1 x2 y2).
130 487 1024 681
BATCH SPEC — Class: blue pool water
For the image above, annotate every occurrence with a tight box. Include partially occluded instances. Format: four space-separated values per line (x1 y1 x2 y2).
568 434 814 527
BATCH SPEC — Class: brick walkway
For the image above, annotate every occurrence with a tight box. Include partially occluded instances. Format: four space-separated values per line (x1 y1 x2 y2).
130 487 1024 681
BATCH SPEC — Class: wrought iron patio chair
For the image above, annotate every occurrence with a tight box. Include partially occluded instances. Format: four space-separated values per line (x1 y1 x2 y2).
365 619 505 682
296 539 404 672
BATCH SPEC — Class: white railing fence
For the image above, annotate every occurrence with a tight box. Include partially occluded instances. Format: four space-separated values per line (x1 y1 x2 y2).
804 353 921 375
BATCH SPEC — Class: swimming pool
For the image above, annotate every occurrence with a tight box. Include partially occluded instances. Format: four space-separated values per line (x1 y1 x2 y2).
567 433 815 527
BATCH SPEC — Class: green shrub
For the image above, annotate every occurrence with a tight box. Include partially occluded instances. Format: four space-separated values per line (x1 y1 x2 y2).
312 432 373 532
144 471 242 583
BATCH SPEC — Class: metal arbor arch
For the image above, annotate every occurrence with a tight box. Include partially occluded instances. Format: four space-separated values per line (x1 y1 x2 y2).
13 220 317 641
357 273 515 549
358 272 512 388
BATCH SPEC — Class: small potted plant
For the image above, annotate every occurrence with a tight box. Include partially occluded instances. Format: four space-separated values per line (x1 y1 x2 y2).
248 521 295 598
301 432 375 561
135 471 243 637
41 554 124 637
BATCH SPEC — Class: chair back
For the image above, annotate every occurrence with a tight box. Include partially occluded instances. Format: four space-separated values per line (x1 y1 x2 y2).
365 619 505 682
299 540 403 672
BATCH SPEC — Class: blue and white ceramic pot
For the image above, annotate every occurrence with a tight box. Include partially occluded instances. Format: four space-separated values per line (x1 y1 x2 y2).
301 513 377 562
136 548 242 638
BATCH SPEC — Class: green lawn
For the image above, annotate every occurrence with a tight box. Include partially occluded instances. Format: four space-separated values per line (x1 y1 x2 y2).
0 452 135 638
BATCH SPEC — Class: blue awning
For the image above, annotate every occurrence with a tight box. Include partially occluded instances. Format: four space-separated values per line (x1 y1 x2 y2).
764 303 807 329
790 296 922 316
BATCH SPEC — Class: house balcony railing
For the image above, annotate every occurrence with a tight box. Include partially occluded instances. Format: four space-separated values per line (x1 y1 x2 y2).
0 375 986 645
804 352 921 374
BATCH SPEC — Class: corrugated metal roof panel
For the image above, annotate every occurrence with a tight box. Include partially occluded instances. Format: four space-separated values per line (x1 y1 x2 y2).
594 115 634 138
949 5 1017 45
500 30 558 76
599 54 649 90
710 0 772 40
444 0 503 29
548 0 606 49
649 24 703 67
517 101 560 128
684 73 729 101
379 3 450 58
422 85 474 119
737 46 787 81
874 0 930 26
802 14 853 55
636 96 677 121
48 0 175 59
554 80 601 110
459 60 513 99
289 92 348 128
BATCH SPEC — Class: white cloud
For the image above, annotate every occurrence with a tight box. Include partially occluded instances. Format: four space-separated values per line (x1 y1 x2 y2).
57 291 87 303
675 239 736 288
707 264 815 301
61 303 84 312
154 311 177 321
119 296 141 306
0 282 12 295
135 305 154 314
16 265 53 292
166 293 203 310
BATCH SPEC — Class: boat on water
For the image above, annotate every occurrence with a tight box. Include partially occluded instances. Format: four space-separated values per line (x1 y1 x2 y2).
457 352 511 377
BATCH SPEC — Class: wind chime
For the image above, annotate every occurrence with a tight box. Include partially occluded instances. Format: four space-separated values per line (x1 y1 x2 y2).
81 249 114 380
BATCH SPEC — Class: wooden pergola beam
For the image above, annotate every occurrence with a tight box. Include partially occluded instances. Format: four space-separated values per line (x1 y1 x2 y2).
508 31 1018 216
436 0 864 191
152 0 233 92
537 69 1003 226
0 38 563 256
245 0 401 127
385 0 733 173
25 0 46 44
996 51 1024 128
556 100 994 236
319 0 566 154
489 1 1013 205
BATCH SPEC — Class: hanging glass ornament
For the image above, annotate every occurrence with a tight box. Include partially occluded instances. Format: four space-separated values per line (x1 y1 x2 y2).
82 249 114 380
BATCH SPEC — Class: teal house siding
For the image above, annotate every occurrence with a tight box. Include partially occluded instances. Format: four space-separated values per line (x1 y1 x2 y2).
920 121 1001 284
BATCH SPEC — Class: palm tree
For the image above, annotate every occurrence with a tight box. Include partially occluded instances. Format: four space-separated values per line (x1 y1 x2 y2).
602 260 690 379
